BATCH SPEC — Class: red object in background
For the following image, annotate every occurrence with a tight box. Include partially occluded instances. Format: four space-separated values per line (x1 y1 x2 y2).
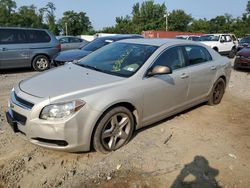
142 30 204 38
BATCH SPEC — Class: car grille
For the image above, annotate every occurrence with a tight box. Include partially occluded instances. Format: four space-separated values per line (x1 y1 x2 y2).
13 92 34 110
12 110 27 125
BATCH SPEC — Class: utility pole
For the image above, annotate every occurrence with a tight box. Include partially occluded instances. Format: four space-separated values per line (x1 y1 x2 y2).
65 23 68 36
164 8 168 31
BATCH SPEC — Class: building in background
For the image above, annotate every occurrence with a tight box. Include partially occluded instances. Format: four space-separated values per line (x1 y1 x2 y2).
142 30 203 38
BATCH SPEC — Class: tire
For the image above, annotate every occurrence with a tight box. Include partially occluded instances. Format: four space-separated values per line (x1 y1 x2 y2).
234 63 239 70
32 55 50 71
93 106 135 153
207 78 226 106
228 48 236 59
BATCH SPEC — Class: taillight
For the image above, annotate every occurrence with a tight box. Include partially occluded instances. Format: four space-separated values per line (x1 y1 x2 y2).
56 44 61 51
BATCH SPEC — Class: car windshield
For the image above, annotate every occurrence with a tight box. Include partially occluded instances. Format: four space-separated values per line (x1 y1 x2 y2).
81 37 111 52
78 42 158 77
190 36 200 41
240 37 250 44
199 35 220 41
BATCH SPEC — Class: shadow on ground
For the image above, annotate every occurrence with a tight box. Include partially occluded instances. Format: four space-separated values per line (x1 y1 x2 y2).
0 68 34 75
171 156 221 188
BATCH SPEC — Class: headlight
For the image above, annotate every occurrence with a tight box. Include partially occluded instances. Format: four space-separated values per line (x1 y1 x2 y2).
40 100 85 120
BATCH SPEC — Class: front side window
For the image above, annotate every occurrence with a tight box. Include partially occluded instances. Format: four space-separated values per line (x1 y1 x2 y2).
184 45 212 65
199 35 220 41
78 42 158 77
153 46 185 70
59 37 69 43
70 37 82 43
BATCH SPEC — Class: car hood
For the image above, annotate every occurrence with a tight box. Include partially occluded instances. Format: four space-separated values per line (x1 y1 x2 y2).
19 64 125 99
238 48 250 56
239 43 250 47
54 49 92 62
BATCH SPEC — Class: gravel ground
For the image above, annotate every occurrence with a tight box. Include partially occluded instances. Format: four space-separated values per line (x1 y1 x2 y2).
0 62 250 188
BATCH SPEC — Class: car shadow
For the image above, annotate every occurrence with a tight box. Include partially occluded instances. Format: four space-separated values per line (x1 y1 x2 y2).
0 68 34 75
171 155 221 188
132 102 206 141
233 67 250 73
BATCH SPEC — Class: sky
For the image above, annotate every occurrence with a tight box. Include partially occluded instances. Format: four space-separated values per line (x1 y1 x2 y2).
16 0 248 30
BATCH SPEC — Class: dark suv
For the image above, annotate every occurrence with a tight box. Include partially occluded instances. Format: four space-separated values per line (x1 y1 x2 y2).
53 34 143 66
237 36 250 51
0 27 61 71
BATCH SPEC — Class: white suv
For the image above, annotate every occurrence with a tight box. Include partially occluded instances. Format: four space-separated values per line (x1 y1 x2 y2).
199 34 238 58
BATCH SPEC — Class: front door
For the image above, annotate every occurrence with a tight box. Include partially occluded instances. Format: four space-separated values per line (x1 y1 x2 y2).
142 46 190 126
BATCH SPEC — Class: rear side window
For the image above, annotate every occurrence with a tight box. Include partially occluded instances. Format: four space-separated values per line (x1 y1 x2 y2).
26 30 51 43
153 46 186 70
184 45 212 65
70 37 82 43
0 29 27 44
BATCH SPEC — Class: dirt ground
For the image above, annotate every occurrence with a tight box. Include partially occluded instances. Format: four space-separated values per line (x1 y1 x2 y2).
0 61 250 188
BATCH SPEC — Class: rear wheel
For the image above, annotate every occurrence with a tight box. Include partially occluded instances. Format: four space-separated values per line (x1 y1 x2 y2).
32 55 50 71
93 107 134 153
207 78 226 105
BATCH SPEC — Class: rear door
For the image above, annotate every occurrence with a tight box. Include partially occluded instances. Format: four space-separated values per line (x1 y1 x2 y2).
183 45 217 103
0 29 30 69
59 37 70 51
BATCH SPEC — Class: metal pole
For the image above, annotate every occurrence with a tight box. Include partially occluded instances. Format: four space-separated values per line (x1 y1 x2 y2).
65 23 68 36
165 8 168 31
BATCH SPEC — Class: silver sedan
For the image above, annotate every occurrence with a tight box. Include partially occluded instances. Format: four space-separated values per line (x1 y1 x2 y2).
6 39 231 153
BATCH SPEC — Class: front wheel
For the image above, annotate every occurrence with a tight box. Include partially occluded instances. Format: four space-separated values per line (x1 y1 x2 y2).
228 48 236 59
207 78 226 105
93 107 134 153
32 55 50 71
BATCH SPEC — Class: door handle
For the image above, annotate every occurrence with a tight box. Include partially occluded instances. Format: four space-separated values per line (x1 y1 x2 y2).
211 66 217 70
180 73 189 79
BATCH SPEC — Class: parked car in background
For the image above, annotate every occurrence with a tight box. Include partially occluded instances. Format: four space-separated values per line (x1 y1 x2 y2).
53 34 143 66
199 34 238 58
6 39 231 153
176 35 200 41
56 36 89 51
0 27 61 71
237 36 250 51
234 47 250 69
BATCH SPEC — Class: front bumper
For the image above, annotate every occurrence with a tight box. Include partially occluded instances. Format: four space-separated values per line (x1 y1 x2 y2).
234 57 250 69
6 90 101 152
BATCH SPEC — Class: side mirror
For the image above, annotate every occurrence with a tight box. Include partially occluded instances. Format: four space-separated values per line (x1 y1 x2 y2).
220 39 225 43
147 65 172 77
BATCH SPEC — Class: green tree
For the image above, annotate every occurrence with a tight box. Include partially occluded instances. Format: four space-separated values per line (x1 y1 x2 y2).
58 10 92 35
246 0 250 15
188 18 209 33
12 5 43 27
168 9 193 31
41 2 59 35
0 0 16 26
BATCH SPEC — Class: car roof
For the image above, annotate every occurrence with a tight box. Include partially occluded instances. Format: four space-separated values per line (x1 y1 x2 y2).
116 38 201 47
0 27 49 32
56 36 81 39
96 34 143 41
